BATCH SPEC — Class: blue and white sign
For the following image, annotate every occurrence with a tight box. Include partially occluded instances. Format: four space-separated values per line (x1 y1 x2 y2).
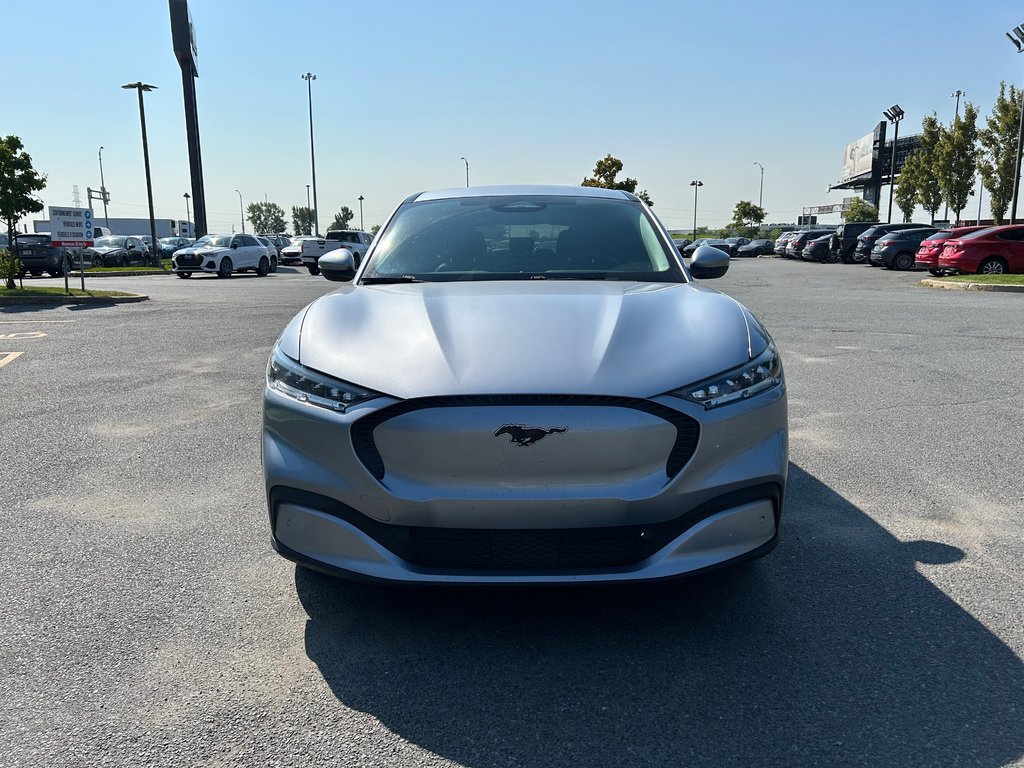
49 206 94 247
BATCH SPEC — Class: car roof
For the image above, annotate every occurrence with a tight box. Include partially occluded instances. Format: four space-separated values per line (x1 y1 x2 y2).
411 184 638 203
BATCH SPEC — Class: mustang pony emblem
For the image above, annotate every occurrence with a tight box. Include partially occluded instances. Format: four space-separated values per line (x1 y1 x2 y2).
493 424 568 447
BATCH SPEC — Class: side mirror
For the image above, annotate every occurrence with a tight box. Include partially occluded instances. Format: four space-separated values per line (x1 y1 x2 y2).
127 243 135 250
689 245 730 279
319 248 356 282
231 242 238 249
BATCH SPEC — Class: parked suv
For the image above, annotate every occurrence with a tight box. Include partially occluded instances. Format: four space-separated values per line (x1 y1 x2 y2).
869 228 938 270
831 221 879 263
12 233 74 277
854 223 929 264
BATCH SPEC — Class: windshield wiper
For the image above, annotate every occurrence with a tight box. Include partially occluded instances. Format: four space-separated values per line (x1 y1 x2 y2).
361 275 426 284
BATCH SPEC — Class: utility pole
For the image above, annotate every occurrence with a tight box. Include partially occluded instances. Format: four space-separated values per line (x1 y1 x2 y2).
358 195 364 231
753 162 764 209
122 82 160 267
689 180 703 241
98 146 110 227
1006 25 1024 223
302 73 320 236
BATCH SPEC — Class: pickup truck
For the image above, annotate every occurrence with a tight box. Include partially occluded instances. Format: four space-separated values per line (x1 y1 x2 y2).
301 230 373 275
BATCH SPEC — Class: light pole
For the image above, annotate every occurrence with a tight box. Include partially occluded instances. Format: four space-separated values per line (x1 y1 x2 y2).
1005 24 1024 223
97 146 109 228
942 90 965 222
753 162 764 209
883 104 904 224
121 82 160 266
460 156 470 187
306 184 311 210
358 195 364 231
235 189 245 233
689 180 703 241
183 192 191 236
302 73 320 236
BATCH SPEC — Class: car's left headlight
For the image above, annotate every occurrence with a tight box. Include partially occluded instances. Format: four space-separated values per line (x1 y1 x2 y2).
670 343 783 409
267 347 383 412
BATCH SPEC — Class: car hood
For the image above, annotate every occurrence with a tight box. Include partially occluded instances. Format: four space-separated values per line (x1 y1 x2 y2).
86 245 125 254
294 281 760 399
175 245 227 256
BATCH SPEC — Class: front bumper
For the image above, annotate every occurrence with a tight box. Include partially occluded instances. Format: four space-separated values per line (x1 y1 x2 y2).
172 258 217 273
262 383 788 584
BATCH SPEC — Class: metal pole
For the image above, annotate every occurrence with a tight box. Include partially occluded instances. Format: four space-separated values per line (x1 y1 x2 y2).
236 189 244 233
754 162 764 209
942 92 963 222
98 146 109 228
358 195 364 231
1011 90 1024 224
136 86 159 268
977 171 984 225
303 73 320 236
306 185 311 209
461 157 470 187
887 119 900 224
692 184 698 240
184 193 191 236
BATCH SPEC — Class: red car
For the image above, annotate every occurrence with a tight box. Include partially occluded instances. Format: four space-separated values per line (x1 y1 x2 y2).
938 225 1024 275
915 226 990 275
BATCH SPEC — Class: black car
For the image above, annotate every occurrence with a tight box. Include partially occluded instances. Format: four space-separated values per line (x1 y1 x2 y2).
736 238 774 257
11 233 74 277
854 223 930 264
722 237 751 256
801 234 835 262
786 229 834 259
157 236 193 258
82 236 153 267
869 227 938 270
681 238 730 257
831 221 879 263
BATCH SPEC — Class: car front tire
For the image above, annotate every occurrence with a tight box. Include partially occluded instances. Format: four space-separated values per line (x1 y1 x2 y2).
177 271 192 279
256 256 270 276
308 264 320 276
218 257 233 278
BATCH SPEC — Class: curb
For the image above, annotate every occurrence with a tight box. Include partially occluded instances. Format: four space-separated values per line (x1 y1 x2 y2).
67 270 171 278
0 293 149 306
919 278 1024 293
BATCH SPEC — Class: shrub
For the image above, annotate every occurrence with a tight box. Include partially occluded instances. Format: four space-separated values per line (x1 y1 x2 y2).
0 249 23 289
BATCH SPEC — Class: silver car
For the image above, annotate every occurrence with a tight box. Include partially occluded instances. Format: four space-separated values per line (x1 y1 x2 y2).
263 185 788 584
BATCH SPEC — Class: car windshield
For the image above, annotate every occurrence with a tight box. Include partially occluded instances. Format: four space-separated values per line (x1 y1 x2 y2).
363 195 683 283
94 237 126 247
194 235 233 247
16 235 49 245
924 231 954 242
326 231 359 242
158 237 180 245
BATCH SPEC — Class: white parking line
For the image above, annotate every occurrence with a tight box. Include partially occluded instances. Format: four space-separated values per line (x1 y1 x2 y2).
0 320 75 324
0 331 46 340
0 352 24 369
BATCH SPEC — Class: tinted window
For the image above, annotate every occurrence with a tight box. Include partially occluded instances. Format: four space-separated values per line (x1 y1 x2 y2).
996 228 1024 242
924 231 954 242
326 231 359 242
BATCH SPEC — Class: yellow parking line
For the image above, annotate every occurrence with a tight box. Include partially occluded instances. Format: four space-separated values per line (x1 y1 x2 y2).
0 352 24 369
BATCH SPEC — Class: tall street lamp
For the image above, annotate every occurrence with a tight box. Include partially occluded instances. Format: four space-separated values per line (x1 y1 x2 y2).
97 146 110 228
183 192 191 236
302 72 320 236
358 195 364 231
753 162 764 209
883 104 905 224
1006 24 1024 223
942 90 965 222
306 184 311 209
689 180 703 241
121 82 160 266
460 156 470 187
236 189 245 233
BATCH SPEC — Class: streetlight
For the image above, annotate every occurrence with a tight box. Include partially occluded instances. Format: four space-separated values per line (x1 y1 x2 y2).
460 156 470 187
235 189 245 233
183 192 191 236
301 73 320 236
358 195 364 231
942 90 965 222
121 82 159 266
882 104 905 224
97 146 109 228
753 162 764 209
1006 24 1024 223
689 180 703 241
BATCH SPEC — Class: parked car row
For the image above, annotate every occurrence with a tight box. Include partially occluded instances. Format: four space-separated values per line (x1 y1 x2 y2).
774 221 1024 275
678 236 771 258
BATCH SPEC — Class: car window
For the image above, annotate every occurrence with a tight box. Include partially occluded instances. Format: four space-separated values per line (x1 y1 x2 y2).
995 228 1024 242
365 195 683 282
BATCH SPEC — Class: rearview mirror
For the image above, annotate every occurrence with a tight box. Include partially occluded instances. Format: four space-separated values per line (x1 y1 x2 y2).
689 245 730 279
319 249 356 282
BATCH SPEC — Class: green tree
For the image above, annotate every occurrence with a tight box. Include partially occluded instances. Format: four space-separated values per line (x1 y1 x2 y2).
581 154 653 206
915 114 944 222
370 224 381 236
328 206 355 230
894 153 919 223
729 200 767 236
246 202 287 234
978 82 1022 224
291 205 315 236
936 102 980 223
0 136 46 288
843 198 879 223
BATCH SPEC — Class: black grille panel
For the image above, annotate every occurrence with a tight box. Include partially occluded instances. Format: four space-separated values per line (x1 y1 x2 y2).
407 525 644 569
351 394 700 481
177 255 202 266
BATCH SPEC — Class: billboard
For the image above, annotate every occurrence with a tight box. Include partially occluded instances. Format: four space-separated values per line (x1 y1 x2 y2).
840 131 875 182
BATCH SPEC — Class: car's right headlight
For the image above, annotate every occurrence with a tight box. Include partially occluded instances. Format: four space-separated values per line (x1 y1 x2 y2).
267 347 382 413
669 343 783 410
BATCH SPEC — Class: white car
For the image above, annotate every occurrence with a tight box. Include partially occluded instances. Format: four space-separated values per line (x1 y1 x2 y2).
171 233 273 278
280 236 316 265
255 236 280 273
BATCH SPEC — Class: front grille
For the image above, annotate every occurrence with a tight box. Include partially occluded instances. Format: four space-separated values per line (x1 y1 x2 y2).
406 525 644 569
351 394 700 481
177 255 202 266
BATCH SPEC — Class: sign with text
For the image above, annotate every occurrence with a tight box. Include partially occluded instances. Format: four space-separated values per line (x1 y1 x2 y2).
48 206 93 247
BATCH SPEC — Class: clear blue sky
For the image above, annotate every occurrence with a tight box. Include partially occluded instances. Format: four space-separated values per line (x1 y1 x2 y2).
3 0 1021 233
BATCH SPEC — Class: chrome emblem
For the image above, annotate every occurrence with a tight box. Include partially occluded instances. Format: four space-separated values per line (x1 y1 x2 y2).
493 424 568 447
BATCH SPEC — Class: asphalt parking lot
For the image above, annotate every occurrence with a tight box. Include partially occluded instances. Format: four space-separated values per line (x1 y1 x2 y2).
3 260 1022 767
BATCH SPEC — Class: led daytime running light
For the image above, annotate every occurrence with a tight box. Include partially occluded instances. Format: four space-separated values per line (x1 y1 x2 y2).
267 348 381 412
673 345 782 409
